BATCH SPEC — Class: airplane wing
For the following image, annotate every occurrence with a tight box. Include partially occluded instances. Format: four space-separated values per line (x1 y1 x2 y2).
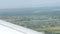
0 20 44 34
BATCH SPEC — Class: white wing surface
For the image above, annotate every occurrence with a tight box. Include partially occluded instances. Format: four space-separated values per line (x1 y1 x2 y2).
0 20 44 34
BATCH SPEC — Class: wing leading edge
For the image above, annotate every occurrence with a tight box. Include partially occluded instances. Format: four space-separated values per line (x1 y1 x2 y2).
0 20 44 34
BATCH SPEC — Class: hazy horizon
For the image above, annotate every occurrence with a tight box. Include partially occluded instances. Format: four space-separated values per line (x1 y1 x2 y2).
0 0 60 9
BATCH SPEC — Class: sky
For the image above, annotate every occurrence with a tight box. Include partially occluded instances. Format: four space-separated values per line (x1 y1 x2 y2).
0 0 60 9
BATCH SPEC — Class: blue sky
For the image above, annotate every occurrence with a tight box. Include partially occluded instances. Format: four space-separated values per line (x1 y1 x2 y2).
0 0 60 9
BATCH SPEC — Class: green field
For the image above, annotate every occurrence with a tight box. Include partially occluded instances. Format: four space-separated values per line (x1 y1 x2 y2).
0 15 60 34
